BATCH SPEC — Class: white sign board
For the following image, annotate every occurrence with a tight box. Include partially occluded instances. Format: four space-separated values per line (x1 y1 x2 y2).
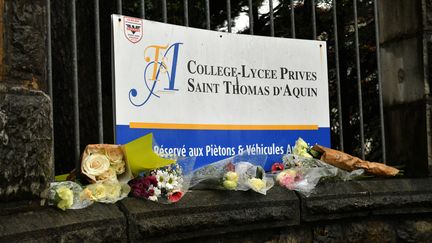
112 14 330 169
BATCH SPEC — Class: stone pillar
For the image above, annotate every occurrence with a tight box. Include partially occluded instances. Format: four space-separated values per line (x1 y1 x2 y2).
0 0 48 89
379 0 431 176
0 0 53 206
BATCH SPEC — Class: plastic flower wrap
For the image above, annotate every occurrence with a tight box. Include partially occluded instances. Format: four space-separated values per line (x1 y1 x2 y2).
128 157 195 204
48 181 93 210
122 133 177 176
80 144 133 184
273 154 364 196
119 133 195 203
190 153 274 195
80 181 130 203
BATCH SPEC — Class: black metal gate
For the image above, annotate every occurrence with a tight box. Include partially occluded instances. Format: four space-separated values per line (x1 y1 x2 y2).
47 0 388 174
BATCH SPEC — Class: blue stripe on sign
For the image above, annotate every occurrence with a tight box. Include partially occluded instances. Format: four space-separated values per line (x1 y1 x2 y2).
116 125 330 171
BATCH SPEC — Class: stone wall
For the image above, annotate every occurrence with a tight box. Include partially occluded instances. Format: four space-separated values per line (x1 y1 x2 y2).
0 178 431 242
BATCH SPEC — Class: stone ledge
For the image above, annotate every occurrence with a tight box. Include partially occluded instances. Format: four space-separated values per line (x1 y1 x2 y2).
0 203 127 242
300 178 432 222
0 178 431 242
119 186 299 242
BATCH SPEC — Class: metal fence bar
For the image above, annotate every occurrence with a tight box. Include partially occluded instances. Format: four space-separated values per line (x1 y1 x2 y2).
248 0 254 35
333 0 344 151
353 0 365 159
311 0 317 39
117 0 122 14
71 0 80 167
183 0 189 26
46 0 54 177
290 0 296 38
94 0 103 143
227 0 232 32
141 0 145 19
46 0 52 98
374 0 386 162
206 0 211 29
269 0 274 36
162 0 167 23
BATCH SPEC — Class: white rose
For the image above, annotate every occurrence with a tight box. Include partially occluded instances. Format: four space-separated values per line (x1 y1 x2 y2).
111 161 125 175
82 153 110 177
96 167 118 183
105 147 124 163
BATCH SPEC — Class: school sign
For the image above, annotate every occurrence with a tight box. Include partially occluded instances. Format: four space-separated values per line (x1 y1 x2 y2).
112 15 330 169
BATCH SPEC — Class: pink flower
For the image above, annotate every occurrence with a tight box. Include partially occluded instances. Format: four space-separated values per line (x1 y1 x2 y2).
276 170 298 190
168 190 183 203
280 175 296 190
294 173 304 182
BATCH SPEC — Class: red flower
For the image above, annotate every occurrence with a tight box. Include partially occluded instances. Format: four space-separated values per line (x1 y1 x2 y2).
129 175 159 199
168 190 183 203
225 161 235 172
271 163 284 173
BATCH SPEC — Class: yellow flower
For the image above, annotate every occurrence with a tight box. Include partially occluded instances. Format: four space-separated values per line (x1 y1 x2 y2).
293 138 312 157
224 171 238 182
85 183 107 200
223 180 237 190
80 188 95 201
105 183 121 200
300 151 313 158
248 178 266 192
295 137 309 150
56 186 73 210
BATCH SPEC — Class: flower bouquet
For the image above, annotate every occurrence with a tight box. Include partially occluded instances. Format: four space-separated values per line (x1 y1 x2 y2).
77 144 133 203
190 153 274 195
128 161 191 203
272 138 364 196
80 182 130 203
125 134 195 203
81 144 132 184
47 181 93 211
287 137 400 177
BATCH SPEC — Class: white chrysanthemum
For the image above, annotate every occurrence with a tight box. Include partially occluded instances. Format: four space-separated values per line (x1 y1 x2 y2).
168 173 184 191
153 187 161 197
